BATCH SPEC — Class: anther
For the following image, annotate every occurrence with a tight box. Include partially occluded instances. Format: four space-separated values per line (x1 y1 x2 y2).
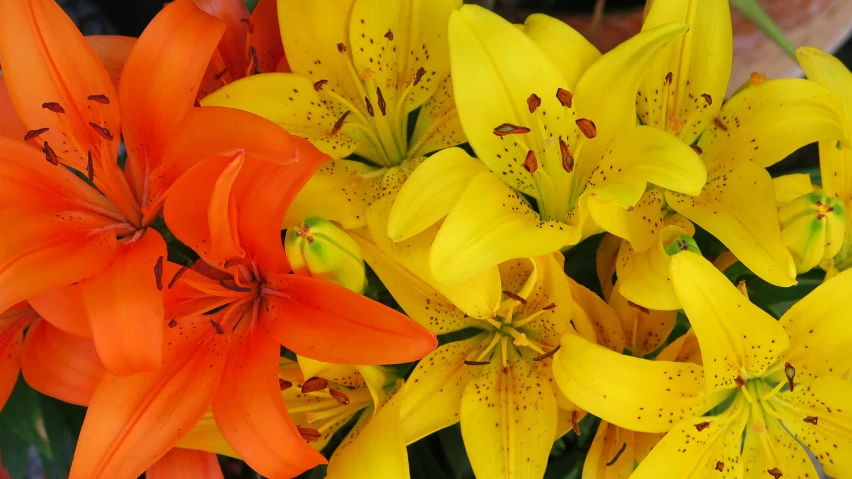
715 462 724 472
167 265 188 289
464 360 490 366
784 362 796 392
576 118 597 139
86 151 94 181
605 442 627 466
533 344 561 361
571 410 581 435
665 72 673 85
527 93 541 113
556 88 573 107
42 102 65 113
88 122 114 141
365 96 375 117
627 301 650 314
218 280 253 293
331 111 351 135
249 47 260 74
413 67 426 86
701 93 712 106
209 319 225 335
301 377 329 393
42 141 59 165
223 257 245 269
329 389 350 405
694 421 710 432
154 256 164 291
87 94 110 104
214 67 230 81
543 303 556 310
384 29 394 41
735 375 746 387
279 378 293 391
502 290 527 304
298 428 321 442
690 144 703 155
803 416 818 425
523 150 538 174
313 79 328 91
239 18 254 34
767 467 782 479
559 138 574 173
337 42 348 53
168 319 177 328
493 123 530 137
376 87 387 116
714 118 728 131
24 128 49 142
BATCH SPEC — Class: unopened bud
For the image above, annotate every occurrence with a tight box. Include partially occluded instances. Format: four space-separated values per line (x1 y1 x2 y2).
778 190 846 273
285 216 367 293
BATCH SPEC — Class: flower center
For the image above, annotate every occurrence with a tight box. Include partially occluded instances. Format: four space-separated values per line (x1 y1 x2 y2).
283 375 374 442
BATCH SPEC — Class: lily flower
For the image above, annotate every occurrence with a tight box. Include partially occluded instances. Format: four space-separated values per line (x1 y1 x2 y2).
584 0 849 310
146 449 224 479
200 0 465 231
0 0 304 376
387 5 706 287
556 251 852 478
68 149 436 479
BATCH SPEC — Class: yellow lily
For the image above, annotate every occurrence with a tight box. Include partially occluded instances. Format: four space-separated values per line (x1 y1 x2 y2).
201 0 464 230
388 4 706 287
569 0 847 311
556 251 852 478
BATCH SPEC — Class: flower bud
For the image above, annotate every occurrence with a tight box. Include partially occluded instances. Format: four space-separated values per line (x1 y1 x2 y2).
285 216 367 293
778 190 846 274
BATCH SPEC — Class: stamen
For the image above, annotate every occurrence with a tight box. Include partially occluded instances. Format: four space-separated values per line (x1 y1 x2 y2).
337 42 348 53
527 93 542 113
701 93 712 106
464 360 490 366
331 110 351 135
167 265 188 289
714 118 728 131
694 421 710 432
365 96 375 117
559 138 574 173
576 118 597 139
533 344 561 361
301 377 329 393
168 319 177 328
209 318 225 335
154 256 164 291
556 88 573 107
571 410 581 435
87 94 110 104
522 150 538 174
715 462 724 472
376 87 387 116
42 102 65 113
218 280 253 293
239 17 254 34
784 363 796 392
500 336 509 368
298 428 321 442
474 333 503 362
313 79 328 91
735 375 746 387
86 152 94 181
24 128 49 141
493 123 530 137
413 67 426 86
627 301 650 314
279 378 293 391
214 67 230 81
223 257 246 269
502 290 527 305
329 389 350 405
605 442 627 466
767 468 782 479
248 47 260 75
88 122 114 141
750 72 766 86
42 141 59 165
690 145 703 155
803 416 818 425
543 303 556 310
384 29 394 41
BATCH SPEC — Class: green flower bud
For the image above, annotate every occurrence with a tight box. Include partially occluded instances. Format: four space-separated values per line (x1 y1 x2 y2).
664 235 701 257
778 190 846 274
285 216 367 293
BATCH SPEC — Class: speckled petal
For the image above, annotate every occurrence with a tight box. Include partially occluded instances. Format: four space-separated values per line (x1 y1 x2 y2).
609 282 677 357
522 14 600 89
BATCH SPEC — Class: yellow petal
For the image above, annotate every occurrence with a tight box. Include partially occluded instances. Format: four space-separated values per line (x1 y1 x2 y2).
616 225 689 311
366 194 501 320
609 282 677 357
431 172 576 285
408 76 466 158
460 349 556 479
670 251 789 392
573 23 687 175
779 190 846 274
773 174 815 205
637 0 732 143
388 148 488 242
583 421 636 479
401 334 487 444
566 276 624 353
667 159 797 287
586 188 666 254
177 411 241 459
296 357 365 389
655 329 702 364
818 142 852 205
553 333 727 433
521 14 601 88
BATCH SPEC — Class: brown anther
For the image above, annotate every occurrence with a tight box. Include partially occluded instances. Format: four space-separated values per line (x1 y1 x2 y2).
331 110 351 135
86 151 94 181
665 72 673 85
154 256 165 291
301 376 329 393
803 416 818 425
784 362 796 392
750 72 766 86
329 388 350 405
570 410 581 435
605 442 627 467
556 88 573 107
214 67 230 81
543 303 556 310
337 42 348 53
223 257 245 269
523 150 538 174
502 290 527 304
239 18 254 34
249 47 261 74
714 118 728 131
42 141 59 165
735 375 746 387
493 123 531 137
527 93 542 113
576 118 597 139
384 29 394 41
690 144 703 155
167 265 188 289
209 319 225 335
558 138 575 173
168 319 178 328
218 280 253 293
313 79 328 91
715 461 724 472
694 421 710 432
701 93 712 106
413 66 426 86
364 96 374 117
87 94 110 104
767 467 782 479
279 378 293 391
298 428 321 442
533 344 561 362
24 128 49 141
376 87 387 116
42 102 65 113
627 301 651 314
464 360 491 366
88 122 114 141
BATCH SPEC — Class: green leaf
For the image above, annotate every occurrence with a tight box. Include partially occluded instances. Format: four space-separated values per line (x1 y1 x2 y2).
563 233 605 297
38 396 86 479
244 0 260 13
0 426 30 479
0 378 52 459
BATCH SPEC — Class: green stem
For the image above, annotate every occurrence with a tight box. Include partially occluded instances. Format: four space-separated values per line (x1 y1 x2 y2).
730 0 798 59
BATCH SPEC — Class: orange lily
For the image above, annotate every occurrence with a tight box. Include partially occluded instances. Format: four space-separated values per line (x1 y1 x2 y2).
0 0 302 376
146 449 223 479
68 148 437 478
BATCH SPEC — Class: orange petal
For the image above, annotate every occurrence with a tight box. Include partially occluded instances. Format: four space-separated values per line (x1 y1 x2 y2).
0 0 120 171
0 305 36 409
248 0 285 74
192 0 250 78
85 35 137 88
262 274 437 364
212 328 326 478
69 315 229 479
0 75 27 141
20 319 103 406
147 448 224 479
119 0 225 202
28 283 92 338
79 229 167 376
